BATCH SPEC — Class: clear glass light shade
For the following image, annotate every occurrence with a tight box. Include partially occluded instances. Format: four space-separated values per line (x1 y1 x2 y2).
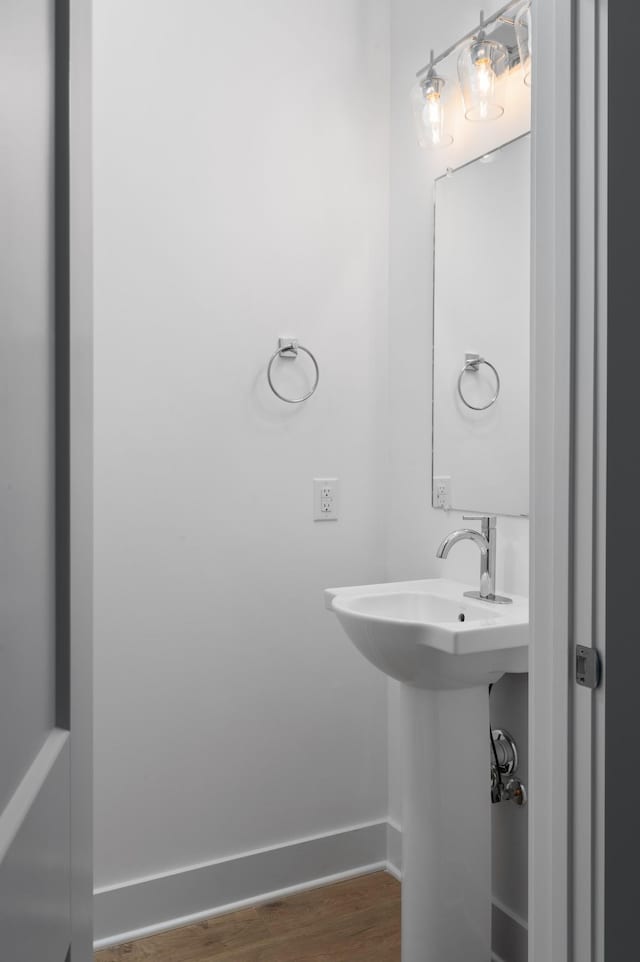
411 75 453 150
457 37 508 121
515 2 532 86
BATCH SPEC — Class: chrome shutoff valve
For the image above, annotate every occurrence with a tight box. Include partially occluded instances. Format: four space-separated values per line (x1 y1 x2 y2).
490 728 527 807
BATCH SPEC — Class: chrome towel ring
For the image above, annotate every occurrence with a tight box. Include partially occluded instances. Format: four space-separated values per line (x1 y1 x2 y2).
267 338 320 404
457 352 501 411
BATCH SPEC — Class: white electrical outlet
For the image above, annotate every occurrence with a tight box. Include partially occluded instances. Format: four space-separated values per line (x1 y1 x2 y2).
433 476 451 509
314 478 339 521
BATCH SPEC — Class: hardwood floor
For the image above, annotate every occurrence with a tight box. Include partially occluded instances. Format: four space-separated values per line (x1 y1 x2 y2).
95 871 401 962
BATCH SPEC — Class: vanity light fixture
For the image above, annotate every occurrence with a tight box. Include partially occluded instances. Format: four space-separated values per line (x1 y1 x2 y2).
514 1 532 86
457 15 508 121
413 1 533 147
411 52 453 149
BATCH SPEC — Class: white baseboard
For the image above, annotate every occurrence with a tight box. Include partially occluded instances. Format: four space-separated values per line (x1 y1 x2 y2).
94 819 528 962
386 820 402 879
94 820 388 948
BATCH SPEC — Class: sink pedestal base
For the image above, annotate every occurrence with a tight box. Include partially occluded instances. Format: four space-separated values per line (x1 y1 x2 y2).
400 685 491 962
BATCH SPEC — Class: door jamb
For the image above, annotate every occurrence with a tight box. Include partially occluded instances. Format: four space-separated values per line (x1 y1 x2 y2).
68 1 93 957
530 0 606 959
529 0 574 954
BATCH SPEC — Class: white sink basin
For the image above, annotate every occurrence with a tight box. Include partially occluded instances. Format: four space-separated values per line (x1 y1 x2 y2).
326 578 528 690
325 577 529 962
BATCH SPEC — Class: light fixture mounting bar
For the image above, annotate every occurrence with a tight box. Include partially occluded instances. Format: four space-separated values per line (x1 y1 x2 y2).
416 0 520 79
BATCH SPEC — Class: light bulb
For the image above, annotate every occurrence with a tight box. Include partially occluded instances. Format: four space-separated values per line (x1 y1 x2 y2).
411 73 452 150
476 58 492 95
474 57 492 118
472 43 496 114
423 90 443 145
458 36 507 122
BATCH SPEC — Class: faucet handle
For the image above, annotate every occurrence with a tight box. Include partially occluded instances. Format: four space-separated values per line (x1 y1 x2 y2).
463 515 496 527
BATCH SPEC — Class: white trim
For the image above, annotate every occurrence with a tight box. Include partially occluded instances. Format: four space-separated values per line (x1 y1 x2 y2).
529 0 574 959
571 1 607 961
69 0 94 957
94 817 386 896
95 819 528 960
385 820 402 880
93 820 388 947
95 863 387 950
385 862 402 883
531 0 606 958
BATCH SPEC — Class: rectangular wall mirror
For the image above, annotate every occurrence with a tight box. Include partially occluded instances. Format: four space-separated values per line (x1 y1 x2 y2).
432 133 530 517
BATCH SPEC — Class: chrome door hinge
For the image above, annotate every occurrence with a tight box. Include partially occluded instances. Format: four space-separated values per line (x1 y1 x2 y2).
576 645 602 689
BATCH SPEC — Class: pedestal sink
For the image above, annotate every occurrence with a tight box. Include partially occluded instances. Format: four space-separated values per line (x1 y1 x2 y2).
325 578 528 962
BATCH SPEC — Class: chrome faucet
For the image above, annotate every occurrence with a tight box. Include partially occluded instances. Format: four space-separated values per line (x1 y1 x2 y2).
436 515 512 605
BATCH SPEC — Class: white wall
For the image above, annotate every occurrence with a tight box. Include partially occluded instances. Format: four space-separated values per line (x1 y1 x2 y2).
93 0 390 890
94 0 532 931
388 0 531 923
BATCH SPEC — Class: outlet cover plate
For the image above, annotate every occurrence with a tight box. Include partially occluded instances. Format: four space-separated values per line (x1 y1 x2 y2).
433 476 452 510
314 478 339 521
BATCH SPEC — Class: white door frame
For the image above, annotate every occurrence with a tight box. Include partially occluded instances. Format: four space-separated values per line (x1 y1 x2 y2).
530 0 607 959
69 0 93 957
